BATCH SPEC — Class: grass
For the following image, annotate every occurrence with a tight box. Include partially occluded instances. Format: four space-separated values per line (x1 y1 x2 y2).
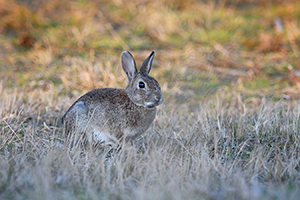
0 0 300 199
1 91 300 199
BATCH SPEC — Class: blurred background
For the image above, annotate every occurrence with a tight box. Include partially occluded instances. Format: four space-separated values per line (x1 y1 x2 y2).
0 0 300 106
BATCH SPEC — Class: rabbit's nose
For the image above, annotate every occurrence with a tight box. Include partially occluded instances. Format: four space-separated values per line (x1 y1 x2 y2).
155 86 161 92
155 95 163 104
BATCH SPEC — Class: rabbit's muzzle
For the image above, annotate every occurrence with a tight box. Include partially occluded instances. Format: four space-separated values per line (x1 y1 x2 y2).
145 93 163 109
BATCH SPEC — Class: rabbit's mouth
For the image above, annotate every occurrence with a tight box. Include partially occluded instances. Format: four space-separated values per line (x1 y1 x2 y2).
145 103 156 109
145 99 162 109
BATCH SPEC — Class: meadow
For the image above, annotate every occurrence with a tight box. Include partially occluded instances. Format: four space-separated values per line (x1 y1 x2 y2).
0 0 300 199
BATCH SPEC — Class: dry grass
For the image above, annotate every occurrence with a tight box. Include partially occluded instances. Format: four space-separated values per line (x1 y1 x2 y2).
0 88 300 199
1 0 300 199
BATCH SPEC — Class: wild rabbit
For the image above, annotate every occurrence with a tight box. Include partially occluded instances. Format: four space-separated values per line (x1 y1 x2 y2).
62 51 163 146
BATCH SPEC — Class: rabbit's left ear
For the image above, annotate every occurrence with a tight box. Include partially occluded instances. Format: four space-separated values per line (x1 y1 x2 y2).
140 51 155 75
122 51 137 81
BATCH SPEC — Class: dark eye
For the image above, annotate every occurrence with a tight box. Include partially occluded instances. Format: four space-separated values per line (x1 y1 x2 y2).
138 81 145 88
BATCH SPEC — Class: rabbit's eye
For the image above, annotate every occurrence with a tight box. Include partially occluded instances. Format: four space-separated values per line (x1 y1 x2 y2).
138 81 145 88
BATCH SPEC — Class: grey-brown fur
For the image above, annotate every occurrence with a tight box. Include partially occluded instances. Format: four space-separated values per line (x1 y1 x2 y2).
62 51 163 145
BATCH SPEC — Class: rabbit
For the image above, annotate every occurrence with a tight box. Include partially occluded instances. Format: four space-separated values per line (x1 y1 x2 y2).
62 51 163 146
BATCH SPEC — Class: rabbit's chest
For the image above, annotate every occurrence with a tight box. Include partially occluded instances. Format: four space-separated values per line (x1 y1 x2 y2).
122 107 156 136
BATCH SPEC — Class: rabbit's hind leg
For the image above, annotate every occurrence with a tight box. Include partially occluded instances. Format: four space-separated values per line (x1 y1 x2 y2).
64 101 92 146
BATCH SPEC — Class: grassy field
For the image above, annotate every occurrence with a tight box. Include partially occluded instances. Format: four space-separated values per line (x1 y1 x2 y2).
1 0 300 199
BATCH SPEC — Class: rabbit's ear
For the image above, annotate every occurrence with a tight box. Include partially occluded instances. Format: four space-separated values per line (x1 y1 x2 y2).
140 51 155 75
122 51 137 80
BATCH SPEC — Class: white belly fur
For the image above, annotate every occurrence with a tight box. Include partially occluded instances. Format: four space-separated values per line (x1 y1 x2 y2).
124 127 138 137
93 128 118 143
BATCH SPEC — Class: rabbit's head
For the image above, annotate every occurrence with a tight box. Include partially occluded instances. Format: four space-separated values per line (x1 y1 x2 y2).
122 51 163 109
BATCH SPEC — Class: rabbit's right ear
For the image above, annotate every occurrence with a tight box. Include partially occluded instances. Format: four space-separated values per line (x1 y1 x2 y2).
122 51 137 81
140 50 155 75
